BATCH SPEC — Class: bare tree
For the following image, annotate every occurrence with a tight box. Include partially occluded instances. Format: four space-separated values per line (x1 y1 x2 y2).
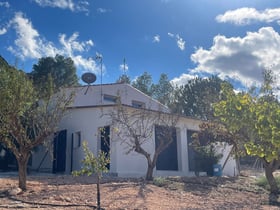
108 103 179 180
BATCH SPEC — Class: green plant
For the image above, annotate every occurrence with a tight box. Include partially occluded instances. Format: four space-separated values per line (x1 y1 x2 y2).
256 175 280 191
153 177 169 187
72 141 110 210
193 144 223 176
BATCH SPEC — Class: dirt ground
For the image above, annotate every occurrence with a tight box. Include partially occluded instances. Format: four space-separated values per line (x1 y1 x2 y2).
0 170 280 210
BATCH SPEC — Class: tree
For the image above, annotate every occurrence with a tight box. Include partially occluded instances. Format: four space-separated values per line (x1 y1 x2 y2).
108 103 178 180
30 54 78 94
171 76 231 120
116 74 131 84
73 141 110 210
132 72 153 96
194 71 280 196
151 73 173 106
0 58 72 190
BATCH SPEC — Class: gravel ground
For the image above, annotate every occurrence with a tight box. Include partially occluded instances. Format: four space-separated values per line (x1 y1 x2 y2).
0 169 279 210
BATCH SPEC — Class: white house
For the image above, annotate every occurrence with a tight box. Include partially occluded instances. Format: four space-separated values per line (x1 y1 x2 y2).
30 83 238 177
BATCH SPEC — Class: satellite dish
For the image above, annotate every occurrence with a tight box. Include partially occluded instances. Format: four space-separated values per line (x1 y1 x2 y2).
82 72 97 84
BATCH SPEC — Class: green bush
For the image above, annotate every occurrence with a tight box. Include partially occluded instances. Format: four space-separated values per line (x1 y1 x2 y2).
153 177 169 187
255 175 280 190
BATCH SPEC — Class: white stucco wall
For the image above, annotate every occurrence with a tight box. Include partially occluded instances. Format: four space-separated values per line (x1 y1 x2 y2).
216 144 239 176
31 83 238 177
67 83 169 112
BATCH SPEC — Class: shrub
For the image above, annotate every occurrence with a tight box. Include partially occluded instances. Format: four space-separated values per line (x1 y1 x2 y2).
153 177 169 187
256 175 280 190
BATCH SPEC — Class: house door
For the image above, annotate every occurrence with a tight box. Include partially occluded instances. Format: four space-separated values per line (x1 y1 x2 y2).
100 126 110 170
53 129 67 173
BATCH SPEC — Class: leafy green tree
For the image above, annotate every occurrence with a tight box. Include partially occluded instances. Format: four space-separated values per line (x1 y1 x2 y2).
116 74 131 84
30 54 78 94
73 141 110 210
0 58 72 190
151 73 174 106
194 71 280 196
132 72 153 96
171 76 231 120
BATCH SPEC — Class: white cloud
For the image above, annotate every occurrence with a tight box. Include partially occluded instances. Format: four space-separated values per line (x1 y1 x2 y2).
168 33 185 51
97 8 111 13
7 12 98 73
0 27 7 35
171 73 197 86
33 0 89 13
119 63 128 71
167 32 174 38
8 12 42 59
153 35 160 43
59 32 94 55
0 1 10 8
176 34 185 51
216 7 280 25
190 27 280 87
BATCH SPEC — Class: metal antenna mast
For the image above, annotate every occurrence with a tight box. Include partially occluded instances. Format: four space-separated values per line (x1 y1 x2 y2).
95 53 103 103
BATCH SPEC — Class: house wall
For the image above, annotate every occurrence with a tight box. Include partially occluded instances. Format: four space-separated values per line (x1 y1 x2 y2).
30 145 52 172
68 83 169 112
31 84 238 177
32 106 238 177
217 144 239 176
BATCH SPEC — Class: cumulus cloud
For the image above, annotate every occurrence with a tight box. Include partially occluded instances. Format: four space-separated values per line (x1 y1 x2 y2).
0 27 7 35
190 27 280 87
0 1 10 8
171 73 197 86
153 35 160 43
32 0 89 13
216 7 280 25
7 12 98 73
168 32 185 51
59 32 94 55
8 12 42 59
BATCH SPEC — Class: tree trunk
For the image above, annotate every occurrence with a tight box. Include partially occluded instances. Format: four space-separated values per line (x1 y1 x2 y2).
264 165 279 194
96 173 101 210
17 155 29 191
146 164 154 181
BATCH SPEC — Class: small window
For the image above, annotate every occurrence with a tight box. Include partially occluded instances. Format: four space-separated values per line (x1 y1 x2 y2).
132 100 145 108
103 94 118 103
73 131 81 148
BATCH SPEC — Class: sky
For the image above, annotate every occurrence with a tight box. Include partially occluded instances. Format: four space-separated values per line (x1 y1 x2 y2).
1 0 280 89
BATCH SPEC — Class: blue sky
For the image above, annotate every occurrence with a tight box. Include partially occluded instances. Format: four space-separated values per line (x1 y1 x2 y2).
1 0 280 88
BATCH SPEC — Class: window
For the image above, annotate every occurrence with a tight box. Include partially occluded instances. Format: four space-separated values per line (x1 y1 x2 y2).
73 131 81 148
100 126 110 170
155 125 178 171
187 130 196 171
103 94 118 103
132 100 145 108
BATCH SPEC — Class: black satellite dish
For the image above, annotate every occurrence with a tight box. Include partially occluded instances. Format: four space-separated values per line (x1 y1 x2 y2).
81 72 97 95
82 72 97 84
